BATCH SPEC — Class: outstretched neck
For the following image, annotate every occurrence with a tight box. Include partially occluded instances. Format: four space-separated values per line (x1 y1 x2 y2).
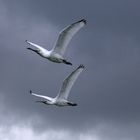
37 49 50 58
40 49 50 57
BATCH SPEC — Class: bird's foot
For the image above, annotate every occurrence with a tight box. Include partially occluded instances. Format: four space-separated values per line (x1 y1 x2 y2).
63 60 72 65
67 102 77 106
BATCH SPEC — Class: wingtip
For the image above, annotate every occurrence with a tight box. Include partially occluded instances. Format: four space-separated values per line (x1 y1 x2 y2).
78 19 87 25
78 64 85 69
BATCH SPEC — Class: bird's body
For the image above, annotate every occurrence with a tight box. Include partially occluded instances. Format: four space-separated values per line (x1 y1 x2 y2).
26 19 86 65
36 99 77 106
30 65 85 107
47 51 65 63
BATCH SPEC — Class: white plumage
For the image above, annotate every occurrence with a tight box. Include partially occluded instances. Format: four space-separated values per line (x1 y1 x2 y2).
26 19 86 65
30 64 85 106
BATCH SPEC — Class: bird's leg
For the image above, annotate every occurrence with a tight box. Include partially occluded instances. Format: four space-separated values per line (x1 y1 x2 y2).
62 59 72 65
67 102 77 106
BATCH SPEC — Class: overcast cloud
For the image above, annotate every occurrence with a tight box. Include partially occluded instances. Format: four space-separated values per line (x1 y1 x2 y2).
0 0 140 139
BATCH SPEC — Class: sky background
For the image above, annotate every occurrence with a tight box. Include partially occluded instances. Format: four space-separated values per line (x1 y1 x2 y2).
0 0 140 139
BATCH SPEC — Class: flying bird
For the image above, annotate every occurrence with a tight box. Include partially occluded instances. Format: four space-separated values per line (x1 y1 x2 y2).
30 64 85 106
26 19 86 65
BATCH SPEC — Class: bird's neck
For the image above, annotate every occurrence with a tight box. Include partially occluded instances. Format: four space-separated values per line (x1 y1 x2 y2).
40 50 50 57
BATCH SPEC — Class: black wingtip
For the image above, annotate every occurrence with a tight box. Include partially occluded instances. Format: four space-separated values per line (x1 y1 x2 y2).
81 19 87 24
78 19 87 24
78 64 85 69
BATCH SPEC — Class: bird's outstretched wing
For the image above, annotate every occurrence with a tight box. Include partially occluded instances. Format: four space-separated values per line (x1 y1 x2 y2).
56 64 85 100
25 40 47 52
52 19 86 56
29 90 52 101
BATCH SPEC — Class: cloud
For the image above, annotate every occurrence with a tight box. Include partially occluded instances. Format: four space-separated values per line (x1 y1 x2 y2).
0 125 68 140
0 0 140 139
0 95 140 140
0 124 99 140
0 124 71 140
0 115 139 140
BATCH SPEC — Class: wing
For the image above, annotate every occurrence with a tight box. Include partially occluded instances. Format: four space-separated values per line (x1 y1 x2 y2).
25 40 47 52
56 64 85 100
52 19 86 56
29 90 52 101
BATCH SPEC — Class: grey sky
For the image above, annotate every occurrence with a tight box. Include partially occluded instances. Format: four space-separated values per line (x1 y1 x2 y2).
0 0 140 139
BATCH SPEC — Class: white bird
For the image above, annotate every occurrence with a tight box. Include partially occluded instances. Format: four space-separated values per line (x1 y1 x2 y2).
26 19 86 65
30 64 85 106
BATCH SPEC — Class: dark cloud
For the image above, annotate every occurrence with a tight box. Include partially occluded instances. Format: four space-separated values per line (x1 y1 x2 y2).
0 0 140 139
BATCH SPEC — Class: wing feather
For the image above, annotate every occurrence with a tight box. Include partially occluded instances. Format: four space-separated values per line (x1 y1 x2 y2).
57 65 85 100
52 19 86 56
